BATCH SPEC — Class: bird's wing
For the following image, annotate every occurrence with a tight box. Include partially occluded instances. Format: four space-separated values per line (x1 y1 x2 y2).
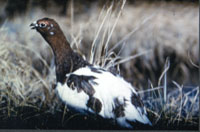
56 66 151 128
66 73 99 97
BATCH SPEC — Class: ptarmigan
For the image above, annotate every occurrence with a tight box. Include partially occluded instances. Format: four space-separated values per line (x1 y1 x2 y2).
30 17 152 129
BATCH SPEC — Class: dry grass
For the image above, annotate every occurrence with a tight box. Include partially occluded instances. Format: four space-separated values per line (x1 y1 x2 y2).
0 27 58 118
0 0 198 129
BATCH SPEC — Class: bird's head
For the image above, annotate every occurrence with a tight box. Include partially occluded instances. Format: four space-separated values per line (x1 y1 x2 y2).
30 17 59 37
30 17 72 58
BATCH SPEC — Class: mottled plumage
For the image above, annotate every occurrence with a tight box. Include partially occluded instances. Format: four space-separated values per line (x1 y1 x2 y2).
30 17 152 129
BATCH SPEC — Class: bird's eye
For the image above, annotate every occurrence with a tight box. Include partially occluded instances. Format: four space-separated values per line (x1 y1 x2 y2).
40 23 46 28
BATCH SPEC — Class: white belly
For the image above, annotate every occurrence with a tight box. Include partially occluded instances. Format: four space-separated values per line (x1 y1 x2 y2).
56 82 89 112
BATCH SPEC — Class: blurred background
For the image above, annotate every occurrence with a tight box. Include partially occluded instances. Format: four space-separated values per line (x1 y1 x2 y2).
0 0 199 130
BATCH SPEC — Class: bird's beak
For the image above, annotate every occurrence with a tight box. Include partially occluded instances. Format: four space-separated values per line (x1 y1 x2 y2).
30 21 38 29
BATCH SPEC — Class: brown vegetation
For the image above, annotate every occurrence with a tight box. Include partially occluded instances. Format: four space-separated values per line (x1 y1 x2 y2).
0 0 198 130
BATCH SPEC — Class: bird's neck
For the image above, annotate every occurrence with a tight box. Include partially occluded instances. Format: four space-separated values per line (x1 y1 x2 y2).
44 33 89 83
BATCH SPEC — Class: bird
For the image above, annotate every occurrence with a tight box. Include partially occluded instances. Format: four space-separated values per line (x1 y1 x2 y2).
30 17 152 129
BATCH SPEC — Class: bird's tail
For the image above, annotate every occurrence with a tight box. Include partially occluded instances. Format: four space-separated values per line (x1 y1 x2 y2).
117 104 152 129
